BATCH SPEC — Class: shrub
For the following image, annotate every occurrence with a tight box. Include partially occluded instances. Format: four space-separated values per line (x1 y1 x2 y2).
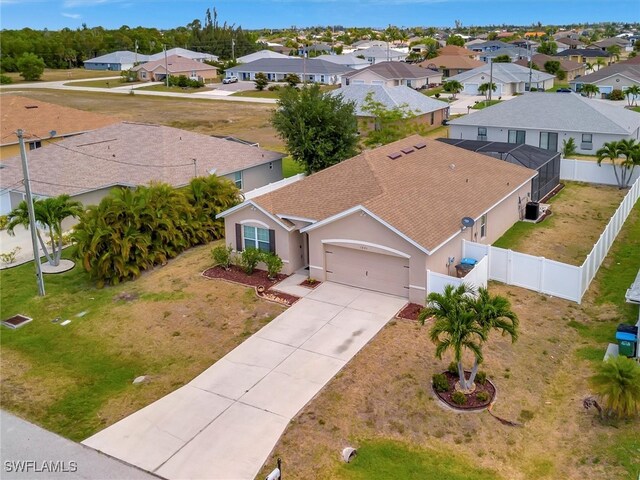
432 373 449 392
267 85 281 91
434 93 440 98
240 247 262 274
609 89 625 101
448 361 458 375
476 391 489 402
17 52 45 81
0 215 8 230
0 74 12 85
262 251 283 279
475 371 487 385
0 246 21 264
529 87 538 92
452 391 467 405
254 72 268 91
562 137 577 157
212 244 233 269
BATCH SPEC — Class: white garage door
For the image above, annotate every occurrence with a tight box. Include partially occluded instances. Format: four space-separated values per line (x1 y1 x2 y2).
351 79 365 85
325 246 409 297
494 83 503 95
464 83 479 95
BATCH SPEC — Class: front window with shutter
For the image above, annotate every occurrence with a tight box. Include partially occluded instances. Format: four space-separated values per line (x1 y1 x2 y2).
243 225 270 252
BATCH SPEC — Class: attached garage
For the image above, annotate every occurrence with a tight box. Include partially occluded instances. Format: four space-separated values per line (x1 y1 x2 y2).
324 244 410 297
464 83 479 95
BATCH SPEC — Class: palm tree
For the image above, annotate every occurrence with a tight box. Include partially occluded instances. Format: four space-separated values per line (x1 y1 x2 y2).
478 82 497 101
591 356 640 418
585 61 595 73
419 284 487 391
595 57 606 71
443 80 463 100
624 85 640 106
581 83 600 99
7 194 83 267
597 140 640 188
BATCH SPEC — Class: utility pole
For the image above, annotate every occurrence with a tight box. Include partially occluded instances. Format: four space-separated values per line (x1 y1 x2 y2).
135 39 138 65
303 51 307 85
193 158 198 178
488 58 493 105
17 129 45 297
164 44 169 87
231 38 235 62
528 41 533 92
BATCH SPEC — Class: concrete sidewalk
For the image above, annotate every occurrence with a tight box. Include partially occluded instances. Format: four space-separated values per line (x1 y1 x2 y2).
83 283 406 479
1 410 157 480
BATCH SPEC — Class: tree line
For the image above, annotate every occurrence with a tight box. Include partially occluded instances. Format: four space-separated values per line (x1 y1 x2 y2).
0 7 260 72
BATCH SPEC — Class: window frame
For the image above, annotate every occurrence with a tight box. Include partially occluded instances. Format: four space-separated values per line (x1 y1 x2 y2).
581 133 593 150
477 127 487 141
480 214 487 239
28 140 42 151
243 225 271 252
508 130 526 144
233 171 243 189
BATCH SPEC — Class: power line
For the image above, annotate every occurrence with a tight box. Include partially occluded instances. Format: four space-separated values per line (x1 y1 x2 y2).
0 179 25 195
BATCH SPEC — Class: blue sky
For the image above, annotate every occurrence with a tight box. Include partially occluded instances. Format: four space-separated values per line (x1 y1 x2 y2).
0 0 637 31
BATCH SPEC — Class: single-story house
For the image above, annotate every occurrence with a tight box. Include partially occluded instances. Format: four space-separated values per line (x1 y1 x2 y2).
342 61 442 89
448 63 555 95
514 54 585 81
554 49 612 65
569 64 640 98
131 55 218 82
225 58 353 84
468 40 528 62
587 37 633 53
352 40 389 50
147 48 218 63
0 122 285 215
0 95 118 161
237 50 291 63
437 45 480 59
329 84 449 131
84 50 149 71
217 136 536 304
419 55 485 78
555 37 586 51
448 93 640 154
316 54 370 70
300 44 333 56
356 46 407 64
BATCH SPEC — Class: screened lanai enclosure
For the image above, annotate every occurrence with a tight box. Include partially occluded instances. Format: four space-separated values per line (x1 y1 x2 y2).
438 138 561 202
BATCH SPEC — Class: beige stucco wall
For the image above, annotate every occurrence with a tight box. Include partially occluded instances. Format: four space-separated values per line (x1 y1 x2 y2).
305 211 428 303
223 159 283 192
358 108 447 134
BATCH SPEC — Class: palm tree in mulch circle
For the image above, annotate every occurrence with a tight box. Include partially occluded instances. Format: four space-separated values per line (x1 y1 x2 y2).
590 355 640 419
419 283 519 392
7 194 83 267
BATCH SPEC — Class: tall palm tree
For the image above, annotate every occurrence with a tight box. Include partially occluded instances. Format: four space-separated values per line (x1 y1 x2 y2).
585 61 595 73
466 287 519 386
597 140 639 189
478 82 496 101
419 284 487 390
595 57 606 71
7 194 83 266
443 80 463 99
581 83 600 98
591 356 640 418
625 85 640 107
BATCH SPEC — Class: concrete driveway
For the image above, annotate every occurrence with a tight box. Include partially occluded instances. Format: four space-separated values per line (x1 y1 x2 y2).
83 282 406 480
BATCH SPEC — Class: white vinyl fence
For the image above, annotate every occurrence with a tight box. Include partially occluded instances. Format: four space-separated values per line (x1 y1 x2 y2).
561 159 640 186
462 176 640 303
242 173 305 200
426 256 488 296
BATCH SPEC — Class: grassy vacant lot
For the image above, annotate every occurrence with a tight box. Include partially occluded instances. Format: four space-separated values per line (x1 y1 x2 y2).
7 90 284 151
231 89 281 98
135 84 210 93
260 204 640 480
493 182 627 265
63 79 140 89
3 68 117 83
0 244 285 441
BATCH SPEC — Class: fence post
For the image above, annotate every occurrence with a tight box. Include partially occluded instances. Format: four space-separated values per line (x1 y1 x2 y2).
506 249 513 284
462 239 466 259
538 257 545 293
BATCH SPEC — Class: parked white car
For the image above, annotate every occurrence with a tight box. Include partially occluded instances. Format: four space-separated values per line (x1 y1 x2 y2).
222 76 238 84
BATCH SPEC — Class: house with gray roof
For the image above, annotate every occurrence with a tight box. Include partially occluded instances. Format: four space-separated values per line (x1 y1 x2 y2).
448 63 555 95
147 48 218 63
237 49 291 64
467 41 529 62
225 58 353 84
84 51 149 71
342 61 442 89
569 63 640 98
0 122 285 214
329 84 449 131
317 54 370 70
356 46 407 64
449 93 640 154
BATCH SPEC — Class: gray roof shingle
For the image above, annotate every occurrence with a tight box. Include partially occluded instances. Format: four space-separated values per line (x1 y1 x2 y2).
85 51 149 64
448 63 555 84
227 58 354 75
568 63 640 84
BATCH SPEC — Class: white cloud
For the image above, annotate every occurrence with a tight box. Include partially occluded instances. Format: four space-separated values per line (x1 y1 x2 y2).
62 12 82 19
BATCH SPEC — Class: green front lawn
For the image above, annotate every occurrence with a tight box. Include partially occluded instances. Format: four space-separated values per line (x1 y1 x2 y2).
631 106 640 113
64 79 138 88
546 81 571 92
282 156 305 177
231 89 281 98
136 84 208 93
338 440 498 480
471 100 501 110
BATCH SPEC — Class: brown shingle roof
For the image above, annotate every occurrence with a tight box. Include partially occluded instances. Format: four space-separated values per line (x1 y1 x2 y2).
132 55 218 74
437 45 478 57
253 136 535 252
343 61 434 80
1 95 118 147
419 55 484 70
1 122 283 197
513 54 584 72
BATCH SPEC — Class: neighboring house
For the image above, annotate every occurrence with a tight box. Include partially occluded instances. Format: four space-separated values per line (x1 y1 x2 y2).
555 37 586 51
226 58 353 84
464 39 486 48
84 50 149 71
131 55 218 82
217 136 536 304
437 45 480 59
356 46 407 64
514 54 585 81
448 93 640 154
0 95 118 161
420 55 485 78
316 54 370 70
342 61 442 89
468 41 528 62
352 40 389 50
300 44 333 56
554 49 612 64
329 84 449 131
147 48 218 63
0 122 284 215
569 63 640 98
237 50 291 63
508 39 539 50
587 37 633 53
448 63 555 95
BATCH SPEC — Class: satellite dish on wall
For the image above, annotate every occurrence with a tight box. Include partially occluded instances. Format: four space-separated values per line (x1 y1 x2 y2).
461 217 475 230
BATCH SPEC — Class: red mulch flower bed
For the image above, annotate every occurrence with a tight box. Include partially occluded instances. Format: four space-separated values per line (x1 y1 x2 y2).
203 265 287 288
299 279 322 289
258 289 300 306
396 303 423 321
434 371 496 411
